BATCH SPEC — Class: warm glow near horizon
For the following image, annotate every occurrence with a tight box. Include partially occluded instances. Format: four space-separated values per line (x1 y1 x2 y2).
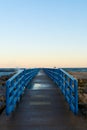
0 0 87 68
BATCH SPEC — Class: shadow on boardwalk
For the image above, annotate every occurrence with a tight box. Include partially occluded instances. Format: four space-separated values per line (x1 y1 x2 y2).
0 70 87 130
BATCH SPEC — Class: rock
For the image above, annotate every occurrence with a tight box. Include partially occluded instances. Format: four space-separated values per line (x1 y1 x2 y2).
0 101 5 113
83 88 87 94
79 104 87 117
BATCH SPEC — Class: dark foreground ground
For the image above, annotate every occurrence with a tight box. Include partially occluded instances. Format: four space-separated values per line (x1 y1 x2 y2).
0 70 87 130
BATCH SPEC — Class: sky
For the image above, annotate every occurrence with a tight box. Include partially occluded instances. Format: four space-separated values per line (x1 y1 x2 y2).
0 0 87 68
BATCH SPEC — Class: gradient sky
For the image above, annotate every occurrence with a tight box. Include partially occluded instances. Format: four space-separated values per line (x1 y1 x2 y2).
0 0 87 68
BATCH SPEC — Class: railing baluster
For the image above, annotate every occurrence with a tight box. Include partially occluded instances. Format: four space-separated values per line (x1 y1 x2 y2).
6 68 39 115
44 68 78 115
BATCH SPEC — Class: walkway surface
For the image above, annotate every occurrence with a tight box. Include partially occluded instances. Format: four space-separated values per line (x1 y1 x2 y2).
0 70 87 130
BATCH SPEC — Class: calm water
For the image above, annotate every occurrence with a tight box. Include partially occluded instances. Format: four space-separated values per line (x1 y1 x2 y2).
0 68 17 77
63 68 87 72
0 72 14 77
0 68 87 77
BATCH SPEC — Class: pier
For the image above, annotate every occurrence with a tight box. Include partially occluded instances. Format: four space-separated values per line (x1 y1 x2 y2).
0 69 87 130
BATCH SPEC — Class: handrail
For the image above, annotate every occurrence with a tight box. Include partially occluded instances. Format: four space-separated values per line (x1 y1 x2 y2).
44 68 78 114
6 68 39 115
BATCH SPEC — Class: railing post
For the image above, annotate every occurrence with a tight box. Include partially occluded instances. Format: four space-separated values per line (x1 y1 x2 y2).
74 80 78 114
6 81 10 115
69 78 72 110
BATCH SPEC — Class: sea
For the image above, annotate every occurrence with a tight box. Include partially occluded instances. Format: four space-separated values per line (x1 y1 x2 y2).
0 68 17 77
0 68 87 77
63 68 87 72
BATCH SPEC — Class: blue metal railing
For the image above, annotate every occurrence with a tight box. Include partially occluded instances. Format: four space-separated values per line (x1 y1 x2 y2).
6 68 39 115
44 68 78 114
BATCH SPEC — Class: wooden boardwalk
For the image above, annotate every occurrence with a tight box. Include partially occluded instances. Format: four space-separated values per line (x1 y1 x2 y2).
0 70 87 130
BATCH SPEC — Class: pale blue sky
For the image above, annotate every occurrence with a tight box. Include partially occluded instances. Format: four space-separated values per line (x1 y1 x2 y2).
0 0 87 68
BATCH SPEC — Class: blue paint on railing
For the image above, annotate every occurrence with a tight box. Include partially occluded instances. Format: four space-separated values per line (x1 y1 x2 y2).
6 68 39 115
44 68 78 115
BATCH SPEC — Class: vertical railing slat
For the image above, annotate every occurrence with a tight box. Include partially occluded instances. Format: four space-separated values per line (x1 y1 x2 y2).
6 68 39 115
44 68 78 115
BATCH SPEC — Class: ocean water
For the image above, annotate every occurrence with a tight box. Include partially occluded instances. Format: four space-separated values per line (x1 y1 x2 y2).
0 68 17 77
0 68 87 77
0 72 14 77
63 68 87 72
